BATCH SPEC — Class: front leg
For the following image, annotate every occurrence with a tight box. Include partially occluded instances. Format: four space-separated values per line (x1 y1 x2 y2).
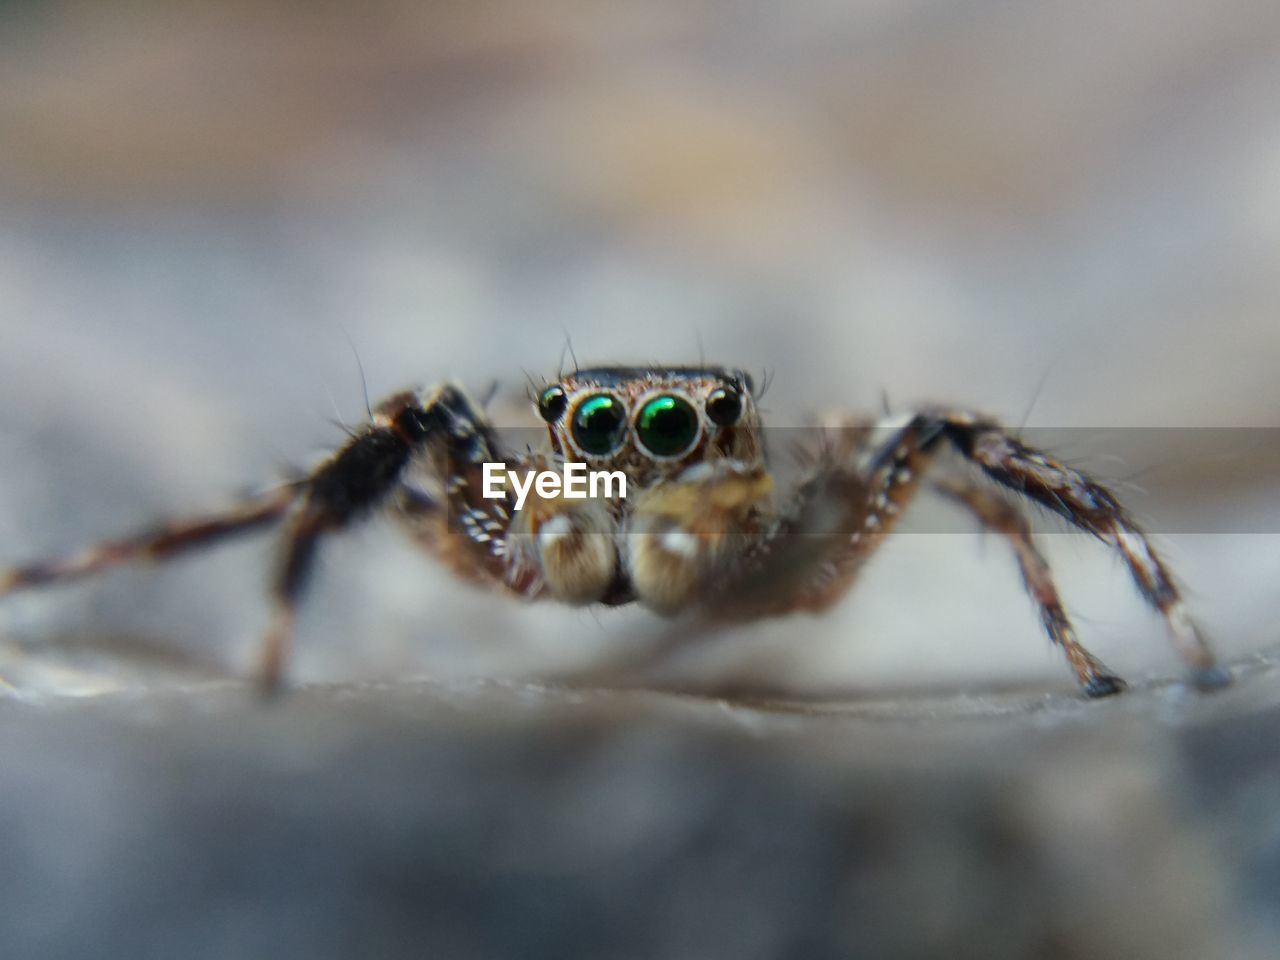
0 486 298 596
931 475 1125 697
0 381 504 693
915 409 1229 691
260 384 504 692
696 410 1226 696
772 410 1227 692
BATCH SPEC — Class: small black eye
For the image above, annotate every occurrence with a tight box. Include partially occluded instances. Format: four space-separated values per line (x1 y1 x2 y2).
571 394 627 455
706 386 743 426
635 395 700 457
538 385 568 423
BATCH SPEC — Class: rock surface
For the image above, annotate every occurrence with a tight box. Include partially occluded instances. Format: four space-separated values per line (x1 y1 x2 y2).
3 652 1279 959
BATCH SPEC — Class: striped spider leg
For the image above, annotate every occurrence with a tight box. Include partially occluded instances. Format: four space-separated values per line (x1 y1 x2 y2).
0 385 537 692
686 409 1229 696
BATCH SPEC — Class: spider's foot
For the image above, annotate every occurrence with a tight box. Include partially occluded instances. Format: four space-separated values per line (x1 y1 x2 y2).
254 608 293 701
1189 664 1232 693
256 671 287 702
1083 674 1128 698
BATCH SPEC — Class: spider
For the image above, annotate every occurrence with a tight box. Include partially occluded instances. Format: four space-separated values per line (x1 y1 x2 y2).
0 364 1230 697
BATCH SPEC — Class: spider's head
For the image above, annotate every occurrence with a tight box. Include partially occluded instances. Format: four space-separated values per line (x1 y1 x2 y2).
534 365 763 491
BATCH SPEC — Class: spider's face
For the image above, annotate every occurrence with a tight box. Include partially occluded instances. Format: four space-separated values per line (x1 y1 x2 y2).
535 366 763 492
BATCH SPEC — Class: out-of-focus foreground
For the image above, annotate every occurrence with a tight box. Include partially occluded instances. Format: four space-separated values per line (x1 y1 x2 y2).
0 2 1278 956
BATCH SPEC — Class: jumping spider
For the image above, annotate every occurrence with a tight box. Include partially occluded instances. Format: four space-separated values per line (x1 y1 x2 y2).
0 365 1230 696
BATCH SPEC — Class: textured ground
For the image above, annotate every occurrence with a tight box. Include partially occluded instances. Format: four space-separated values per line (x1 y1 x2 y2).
3 652 1280 959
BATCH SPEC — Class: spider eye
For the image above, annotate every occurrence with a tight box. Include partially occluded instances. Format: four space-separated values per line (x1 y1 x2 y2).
635 395 700 457
706 386 743 426
538 385 568 423
571 394 627 455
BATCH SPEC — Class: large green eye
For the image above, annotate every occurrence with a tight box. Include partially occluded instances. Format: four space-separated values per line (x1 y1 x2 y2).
635 395 700 457
571 394 627 455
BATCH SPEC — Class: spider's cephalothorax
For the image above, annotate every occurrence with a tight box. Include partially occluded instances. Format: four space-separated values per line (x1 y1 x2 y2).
500 366 771 612
0 364 1231 697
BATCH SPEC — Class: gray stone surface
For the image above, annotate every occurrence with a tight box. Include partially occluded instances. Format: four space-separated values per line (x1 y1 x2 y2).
3 658 1280 959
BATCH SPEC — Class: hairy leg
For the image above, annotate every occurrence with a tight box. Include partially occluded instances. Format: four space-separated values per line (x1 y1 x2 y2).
931 475 1125 696
704 410 1225 693
258 384 509 692
397 445 631 606
698 416 928 620
0 486 298 596
921 410 1228 689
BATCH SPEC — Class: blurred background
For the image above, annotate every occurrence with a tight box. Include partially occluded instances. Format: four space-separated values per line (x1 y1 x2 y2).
0 0 1277 695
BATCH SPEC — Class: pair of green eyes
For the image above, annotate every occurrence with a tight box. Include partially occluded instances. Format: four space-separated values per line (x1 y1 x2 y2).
538 386 743 457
